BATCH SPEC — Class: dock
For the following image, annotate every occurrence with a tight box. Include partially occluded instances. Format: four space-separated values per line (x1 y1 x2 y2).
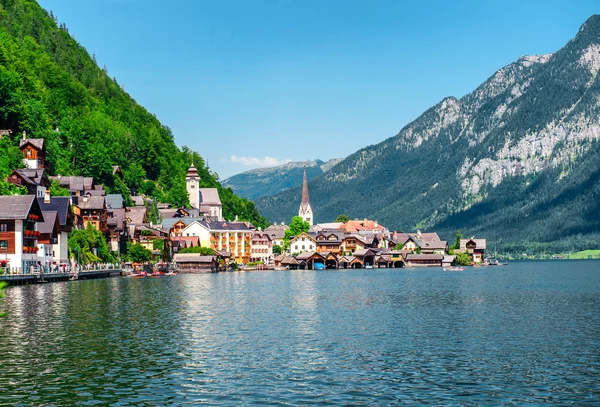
0 269 123 286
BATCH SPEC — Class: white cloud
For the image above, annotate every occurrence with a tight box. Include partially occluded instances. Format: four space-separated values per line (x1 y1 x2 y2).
225 155 292 167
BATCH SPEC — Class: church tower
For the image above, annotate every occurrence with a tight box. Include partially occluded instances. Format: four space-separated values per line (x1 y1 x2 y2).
186 164 200 209
298 166 313 225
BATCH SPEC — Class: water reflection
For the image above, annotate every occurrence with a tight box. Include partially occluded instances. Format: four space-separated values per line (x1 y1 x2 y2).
0 262 599 405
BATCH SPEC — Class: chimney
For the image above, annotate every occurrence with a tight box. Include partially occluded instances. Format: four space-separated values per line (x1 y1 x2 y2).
374 221 378 228
417 230 421 238
83 196 88 203
22 131 26 140
44 190 51 204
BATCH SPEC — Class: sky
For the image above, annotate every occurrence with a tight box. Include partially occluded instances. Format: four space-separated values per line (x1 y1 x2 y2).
37 0 599 179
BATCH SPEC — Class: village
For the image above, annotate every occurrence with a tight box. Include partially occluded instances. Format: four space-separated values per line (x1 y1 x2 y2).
0 131 487 276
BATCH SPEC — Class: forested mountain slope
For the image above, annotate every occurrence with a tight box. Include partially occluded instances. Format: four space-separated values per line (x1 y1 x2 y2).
256 15 600 253
0 0 266 226
223 158 343 200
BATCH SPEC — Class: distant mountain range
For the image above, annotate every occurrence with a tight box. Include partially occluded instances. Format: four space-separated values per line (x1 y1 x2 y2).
255 16 600 253
223 158 343 200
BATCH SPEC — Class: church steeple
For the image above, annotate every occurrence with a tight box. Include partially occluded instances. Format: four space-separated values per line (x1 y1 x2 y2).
298 166 313 225
186 163 200 209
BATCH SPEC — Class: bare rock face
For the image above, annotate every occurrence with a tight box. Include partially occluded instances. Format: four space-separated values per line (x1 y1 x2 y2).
256 16 600 245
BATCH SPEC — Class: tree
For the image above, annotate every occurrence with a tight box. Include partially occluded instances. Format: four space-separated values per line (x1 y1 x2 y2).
128 243 152 263
283 216 310 250
335 214 349 223
272 244 282 254
453 252 472 266
179 246 215 255
146 199 161 224
68 224 114 264
49 179 70 196
451 230 462 250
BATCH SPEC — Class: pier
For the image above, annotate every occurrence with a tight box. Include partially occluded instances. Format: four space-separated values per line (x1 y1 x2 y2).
0 268 123 286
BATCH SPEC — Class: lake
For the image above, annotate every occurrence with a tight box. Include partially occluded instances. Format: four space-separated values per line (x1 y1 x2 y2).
1 261 599 406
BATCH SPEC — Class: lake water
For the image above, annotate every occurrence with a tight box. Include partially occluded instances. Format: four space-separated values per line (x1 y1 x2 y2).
1 261 599 406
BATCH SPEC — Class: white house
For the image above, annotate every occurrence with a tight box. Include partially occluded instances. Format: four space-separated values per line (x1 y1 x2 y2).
289 232 316 255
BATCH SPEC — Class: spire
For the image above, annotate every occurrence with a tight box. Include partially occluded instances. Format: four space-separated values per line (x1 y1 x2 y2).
186 163 198 179
301 166 309 205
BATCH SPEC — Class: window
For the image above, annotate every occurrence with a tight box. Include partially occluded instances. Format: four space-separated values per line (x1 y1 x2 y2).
0 224 6 232
302 245 305 250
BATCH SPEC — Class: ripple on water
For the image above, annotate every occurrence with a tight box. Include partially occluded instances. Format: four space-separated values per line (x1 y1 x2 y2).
0 262 599 405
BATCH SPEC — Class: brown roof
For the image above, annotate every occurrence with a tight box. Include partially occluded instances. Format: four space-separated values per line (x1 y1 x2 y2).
409 232 441 241
126 207 147 225
38 211 59 235
405 254 444 261
173 254 217 263
341 220 385 233
0 195 43 220
74 196 105 210
460 239 487 250
19 138 45 150
419 240 448 250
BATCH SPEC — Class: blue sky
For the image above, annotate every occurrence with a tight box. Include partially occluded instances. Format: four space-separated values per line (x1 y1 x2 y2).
38 0 598 179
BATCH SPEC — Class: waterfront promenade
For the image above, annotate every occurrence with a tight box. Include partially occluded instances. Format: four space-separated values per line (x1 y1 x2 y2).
0 264 122 285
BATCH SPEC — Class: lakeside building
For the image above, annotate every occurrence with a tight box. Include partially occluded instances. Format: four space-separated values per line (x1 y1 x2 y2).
290 232 316 254
72 196 108 232
0 195 45 270
37 194 72 265
250 231 273 264
457 238 487 264
264 223 288 248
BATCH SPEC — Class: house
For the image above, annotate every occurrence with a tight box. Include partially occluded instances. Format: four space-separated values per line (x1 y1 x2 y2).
405 253 444 267
0 129 12 138
208 221 253 264
72 196 107 232
170 236 200 254
264 223 288 248
250 232 273 265
458 238 487 264
49 175 96 197
296 251 325 270
409 230 441 242
418 240 448 255
289 232 316 255
173 253 218 272
353 248 379 268
112 165 124 181
37 194 72 265
180 220 212 247
314 230 344 254
126 206 147 226
36 210 60 267
19 133 48 169
6 168 50 197
107 208 127 253
0 195 45 271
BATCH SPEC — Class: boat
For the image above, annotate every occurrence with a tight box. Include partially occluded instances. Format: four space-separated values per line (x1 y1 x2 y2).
151 271 164 276
164 271 177 276
443 266 464 271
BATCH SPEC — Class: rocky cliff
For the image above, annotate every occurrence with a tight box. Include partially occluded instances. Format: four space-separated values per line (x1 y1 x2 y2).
256 16 600 253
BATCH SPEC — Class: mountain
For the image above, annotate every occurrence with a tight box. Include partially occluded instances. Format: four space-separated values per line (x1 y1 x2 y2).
256 16 600 254
223 158 343 200
0 0 266 227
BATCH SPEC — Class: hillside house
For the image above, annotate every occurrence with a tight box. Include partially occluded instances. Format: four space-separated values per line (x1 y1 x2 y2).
19 134 48 169
73 196 107 232
6 168 50 197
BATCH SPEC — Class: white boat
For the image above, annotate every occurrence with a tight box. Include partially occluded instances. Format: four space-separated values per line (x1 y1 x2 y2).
443 266 464 271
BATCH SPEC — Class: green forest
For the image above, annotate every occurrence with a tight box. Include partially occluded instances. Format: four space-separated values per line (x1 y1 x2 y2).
0 0 267 227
